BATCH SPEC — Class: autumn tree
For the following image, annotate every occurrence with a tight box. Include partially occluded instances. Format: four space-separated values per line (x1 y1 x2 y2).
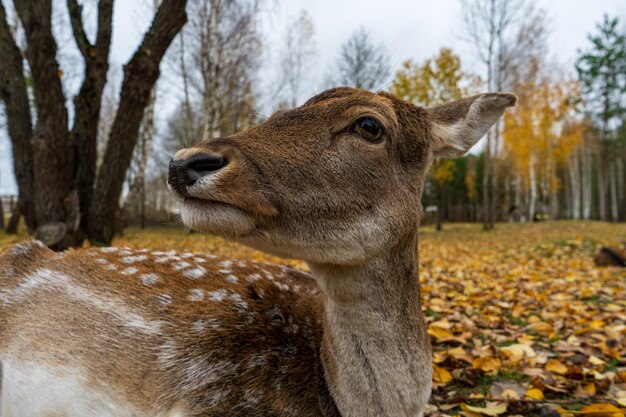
0 0 187 248
575 14 626 221
461 0 547 229
391 48 476 230
329 27 390 89
503 61 584 221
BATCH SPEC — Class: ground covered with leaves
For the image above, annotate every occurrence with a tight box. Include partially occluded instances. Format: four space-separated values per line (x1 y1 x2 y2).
1 221 625 416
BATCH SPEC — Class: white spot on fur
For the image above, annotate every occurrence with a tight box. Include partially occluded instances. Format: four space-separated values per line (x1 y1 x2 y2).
118 250 132 256
206 318 221 329
194 257 206 263
209 289 228 302
188 289 205 302
225 274 239 283
154 256 170 263
246 274 262 283
181 252 194 259
192 319 205 332
140 273 159 285
121 255 148 264
155 294 172 306
100 247 118 253
230 293 249 310
274 282 290 291
104 264 117 271
173 261 191 270
121 267 138 275
184 266 206 279
11 242 33 256
95 258 109 264
218 260 232 269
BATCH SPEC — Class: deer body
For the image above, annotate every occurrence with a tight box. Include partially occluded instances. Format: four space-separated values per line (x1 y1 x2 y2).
0 88 515 416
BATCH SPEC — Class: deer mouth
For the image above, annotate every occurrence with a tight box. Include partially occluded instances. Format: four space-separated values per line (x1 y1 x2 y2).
178 196 256 237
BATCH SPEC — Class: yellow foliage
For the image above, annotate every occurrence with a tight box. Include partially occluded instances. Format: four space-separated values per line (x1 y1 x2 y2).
503 60 584 198
390 48 474 108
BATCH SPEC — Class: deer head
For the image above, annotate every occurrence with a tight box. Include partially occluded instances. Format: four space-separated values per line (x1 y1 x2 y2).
168 88 516 265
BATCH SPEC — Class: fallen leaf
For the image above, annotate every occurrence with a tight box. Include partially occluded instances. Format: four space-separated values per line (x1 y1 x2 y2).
526 388 544 400
461 402 508 416
433 365 453 384
546 359 569 375
577 403 624 417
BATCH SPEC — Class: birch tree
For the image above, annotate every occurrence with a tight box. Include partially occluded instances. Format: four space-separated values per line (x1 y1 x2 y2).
461 0 547 229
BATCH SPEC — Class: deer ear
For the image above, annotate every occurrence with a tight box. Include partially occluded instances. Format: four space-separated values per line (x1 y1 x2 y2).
428 93 517 158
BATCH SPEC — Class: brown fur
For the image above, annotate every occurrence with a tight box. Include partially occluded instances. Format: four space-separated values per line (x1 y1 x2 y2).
594 244 626 267
0 87 515 417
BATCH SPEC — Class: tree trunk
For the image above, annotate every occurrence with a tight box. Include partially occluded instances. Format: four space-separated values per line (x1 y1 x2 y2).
582 134 592 220
435 183 443 231
118 86 156 233
0 1 36 233
88 0 187 245
568 150 581 219
529 152 537 221
482 130 492 230
14 0 75 249
67 0 113 244
597 142 608 221
609 157 618 221
0 193 4 230
5 196 21 234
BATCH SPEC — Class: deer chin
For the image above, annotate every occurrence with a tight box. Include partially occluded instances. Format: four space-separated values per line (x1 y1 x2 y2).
179 198 256 237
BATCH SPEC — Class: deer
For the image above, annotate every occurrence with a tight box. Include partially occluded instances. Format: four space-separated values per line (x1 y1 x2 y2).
0 87 516 417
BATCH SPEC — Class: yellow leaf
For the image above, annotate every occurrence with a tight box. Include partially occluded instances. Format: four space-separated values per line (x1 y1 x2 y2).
526 388 544 400
428 326 454 341
472 357 502 373
588 355 606 366
500 344 536 360
578 403 624 417
461 402 508 416
433 365 452 384
546 359 568 375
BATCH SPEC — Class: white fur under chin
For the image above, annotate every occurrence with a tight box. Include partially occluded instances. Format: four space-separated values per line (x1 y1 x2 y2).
179 202 255 237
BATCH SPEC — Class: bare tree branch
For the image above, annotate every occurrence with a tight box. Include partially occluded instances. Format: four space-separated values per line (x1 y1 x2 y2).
88 0 187 244
66 0 91 59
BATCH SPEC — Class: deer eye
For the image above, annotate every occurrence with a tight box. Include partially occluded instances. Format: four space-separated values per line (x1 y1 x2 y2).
353 117 383 143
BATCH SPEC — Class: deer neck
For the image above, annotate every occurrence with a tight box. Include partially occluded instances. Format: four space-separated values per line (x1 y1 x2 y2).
308 233 432 417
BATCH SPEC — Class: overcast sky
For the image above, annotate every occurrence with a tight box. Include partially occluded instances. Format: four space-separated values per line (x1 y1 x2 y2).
1 0 625 194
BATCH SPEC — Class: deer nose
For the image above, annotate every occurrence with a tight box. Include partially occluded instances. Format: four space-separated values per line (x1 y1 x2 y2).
168 153 228 188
